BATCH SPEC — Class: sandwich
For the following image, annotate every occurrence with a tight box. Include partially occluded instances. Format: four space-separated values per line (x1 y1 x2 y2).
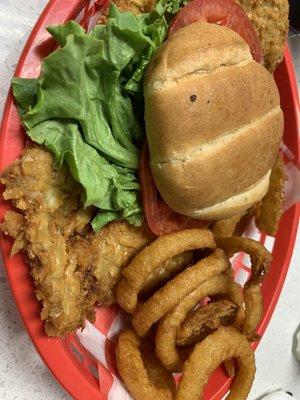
144 21 283 221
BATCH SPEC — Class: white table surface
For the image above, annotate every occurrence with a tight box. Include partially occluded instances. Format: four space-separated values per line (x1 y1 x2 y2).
0 1 299 399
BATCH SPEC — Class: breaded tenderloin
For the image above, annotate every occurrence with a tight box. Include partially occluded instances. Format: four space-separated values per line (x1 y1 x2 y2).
236 0 289 72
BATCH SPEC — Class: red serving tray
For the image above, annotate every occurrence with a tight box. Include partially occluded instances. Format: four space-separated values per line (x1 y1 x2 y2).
0 1 299 399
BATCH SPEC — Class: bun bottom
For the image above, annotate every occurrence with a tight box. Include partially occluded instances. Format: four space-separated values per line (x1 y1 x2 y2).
185 170 271 220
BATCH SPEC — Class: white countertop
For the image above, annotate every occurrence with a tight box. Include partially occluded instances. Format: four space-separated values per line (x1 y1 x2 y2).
0 1 299 399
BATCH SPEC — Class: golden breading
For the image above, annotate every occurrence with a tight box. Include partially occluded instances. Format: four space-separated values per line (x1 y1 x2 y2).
175 326 256 400
71 220 155 307
0 146 154 336
236 0 289 72
116 229 216 314
1 146 93 335
141 251 193 297
116 330 176 400
211 213 243 238
255 155 286 236
155 275 243 372
112 0 155 13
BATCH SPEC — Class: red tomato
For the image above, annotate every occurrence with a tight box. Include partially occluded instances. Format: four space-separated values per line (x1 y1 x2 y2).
139 142 208 236
169 0 263 63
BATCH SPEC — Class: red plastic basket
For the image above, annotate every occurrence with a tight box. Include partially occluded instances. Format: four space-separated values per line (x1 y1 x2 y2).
0 1 299 399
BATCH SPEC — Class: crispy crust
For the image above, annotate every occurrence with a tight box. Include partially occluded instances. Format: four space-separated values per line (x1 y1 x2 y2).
0 146 154 336
211 213 245 238
236 0 289 72
216 236 272 336
141 251 193 297
175 326 256 400
112 0 155 13
255 155 286 236
216 236 272 279
242 282 264 337
116 330 176 400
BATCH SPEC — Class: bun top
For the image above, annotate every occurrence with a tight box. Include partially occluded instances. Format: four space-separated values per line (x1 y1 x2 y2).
144 22 252 94
144 22 283 220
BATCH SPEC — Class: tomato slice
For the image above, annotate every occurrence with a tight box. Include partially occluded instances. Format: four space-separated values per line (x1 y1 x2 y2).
169 0 263 64
139 142 208 236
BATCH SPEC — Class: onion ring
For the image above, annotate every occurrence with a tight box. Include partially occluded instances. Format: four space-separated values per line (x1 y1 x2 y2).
141 251 193 298
223 359 235 378
116 229 216 313
216 236 271 336
175 326 256 400
155 275 243 372
176 299 239 347
211 282 245 327
215 236 272 280
115 329 176 400
132 249 230 337
242 282 263 338
234 205 257 236
211 214 243 237
255 155 286 236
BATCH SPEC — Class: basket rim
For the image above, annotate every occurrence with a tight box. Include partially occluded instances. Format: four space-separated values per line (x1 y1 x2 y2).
0 1 299 399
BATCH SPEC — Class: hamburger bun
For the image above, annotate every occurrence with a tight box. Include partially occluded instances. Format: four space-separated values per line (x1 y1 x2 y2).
144 22 283 220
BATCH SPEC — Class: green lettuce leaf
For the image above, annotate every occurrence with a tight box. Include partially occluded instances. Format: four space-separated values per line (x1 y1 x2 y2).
123 0 188 96
11 0 184 230
28 118 143 229
11 78 40 115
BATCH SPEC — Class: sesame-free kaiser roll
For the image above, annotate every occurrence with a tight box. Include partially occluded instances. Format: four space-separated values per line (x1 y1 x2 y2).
144 22 283 220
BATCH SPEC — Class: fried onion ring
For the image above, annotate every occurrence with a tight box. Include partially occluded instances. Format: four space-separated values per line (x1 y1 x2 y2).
116 329 176 400
215 236 272 280
211 282 245 327
234 205 257 237
255 155 286 236
175 326 256 400
155 275 233 371
211 214 243 237
216 236 271 336
176 299 239 347
141 251 193 298
242 282 263 338
155 275 243 372
132 249 229 337
223 359 235 378
116 229 215 313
